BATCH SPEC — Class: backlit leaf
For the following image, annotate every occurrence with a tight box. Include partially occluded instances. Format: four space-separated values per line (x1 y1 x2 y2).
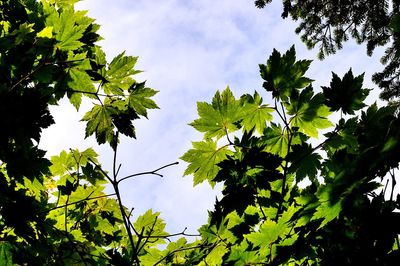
104 52 141 94
240 91 274 134
190 87 243 139
82 104 115 144
181 139 233 186
128 82 159 118
260 46 313 101
286 87 333 138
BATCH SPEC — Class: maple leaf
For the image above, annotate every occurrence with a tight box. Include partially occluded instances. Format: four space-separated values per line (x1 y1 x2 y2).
82 104 116 145
46 7 90 51
311 190 342 228
103 52 142 94
287 143 322 184
240 91 274 134
180 139 233 186
134 209 167 246
286 86 333 138
259 45 313 101
190 87 243 140
322 69 370 114
128 82 159 118
261 123 305 157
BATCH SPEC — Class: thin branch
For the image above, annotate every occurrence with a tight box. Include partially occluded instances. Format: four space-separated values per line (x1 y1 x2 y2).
152 242 215 266
256 196 268 221
64 194 70 233
136 216 159 254
390 167 397 201
142 227 201 239
113 181 139 264
45 193 116 213
224 126 234 145
116 163 122 177
117 162 179 184
113 132 119 182
69 89 128 98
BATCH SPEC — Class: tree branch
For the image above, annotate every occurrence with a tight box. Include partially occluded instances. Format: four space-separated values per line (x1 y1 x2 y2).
45 193 116 213
117 162 179 184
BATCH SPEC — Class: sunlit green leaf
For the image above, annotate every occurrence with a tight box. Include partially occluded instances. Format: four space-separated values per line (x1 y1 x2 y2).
82 104 116 144
0 241 15 266
128 82 159 118
190 87 243 139
286 87 333 138
260 46 313 101
240 91 274 134
181 139 233 186
103 52 141 94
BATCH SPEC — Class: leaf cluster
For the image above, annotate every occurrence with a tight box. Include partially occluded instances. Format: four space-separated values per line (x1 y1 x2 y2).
256 0 400 108
181 46 400 265
0 1 166 264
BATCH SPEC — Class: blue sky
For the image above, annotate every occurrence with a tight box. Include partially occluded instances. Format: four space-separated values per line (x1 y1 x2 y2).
40 0 385 236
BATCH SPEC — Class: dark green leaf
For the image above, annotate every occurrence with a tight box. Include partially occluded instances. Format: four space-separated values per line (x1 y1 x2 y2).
322 69 370 114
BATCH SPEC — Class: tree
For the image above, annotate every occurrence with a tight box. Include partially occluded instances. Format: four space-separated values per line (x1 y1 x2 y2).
0 0 190 264
3 0 400 265
181 46 400 264
254 0 400 107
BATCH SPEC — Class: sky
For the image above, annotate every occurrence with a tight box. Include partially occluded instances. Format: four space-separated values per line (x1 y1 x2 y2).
40 0 386 236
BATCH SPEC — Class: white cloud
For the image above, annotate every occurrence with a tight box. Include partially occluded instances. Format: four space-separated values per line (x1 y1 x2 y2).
40 0 387 233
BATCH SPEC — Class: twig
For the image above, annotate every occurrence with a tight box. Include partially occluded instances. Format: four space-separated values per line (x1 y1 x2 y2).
225 127 234 145
152 242 215 266
117 162 179 184
141 227 201 239
45 193 116 213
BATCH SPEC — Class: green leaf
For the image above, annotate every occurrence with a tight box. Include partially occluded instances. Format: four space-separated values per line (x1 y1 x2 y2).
47 7 88 51
181 139 233 186
246 205 295 247
311 190 342 228
50 150 75 176
286 87 333 138
323 118 359 155
36 26 53 38
246 219 284 247
134 209 167 246
199 244 228 266
103 52 141 94
128 82 159 118
287 143 322 184
190 87 243 139
82 104 116 145
67 68 96 110
322 69 370 114
0 242 14 266
11 22 34 45
262 123 290 157
227 241 261 265
240 91 274 134
260 46 313 101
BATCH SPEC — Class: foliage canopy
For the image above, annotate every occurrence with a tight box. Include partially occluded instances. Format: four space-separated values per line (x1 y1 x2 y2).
180 46 400 265
1 0 400 265
255 0 400 107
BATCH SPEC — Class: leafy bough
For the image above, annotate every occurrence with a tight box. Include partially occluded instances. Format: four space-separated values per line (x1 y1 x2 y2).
181 46 400 265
